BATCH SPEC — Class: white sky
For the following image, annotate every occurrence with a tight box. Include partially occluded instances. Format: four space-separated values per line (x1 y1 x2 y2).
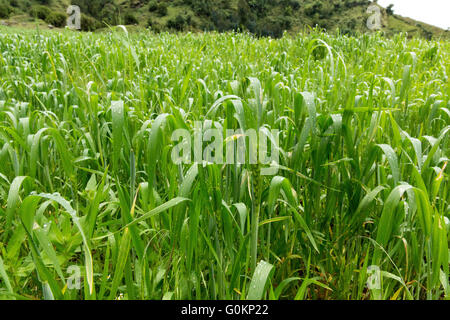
377 0 450 29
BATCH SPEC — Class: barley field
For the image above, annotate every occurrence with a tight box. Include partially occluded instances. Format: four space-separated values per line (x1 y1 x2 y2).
0 28 448 300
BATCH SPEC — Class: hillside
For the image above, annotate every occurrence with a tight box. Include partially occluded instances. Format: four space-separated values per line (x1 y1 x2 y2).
0 0 448 39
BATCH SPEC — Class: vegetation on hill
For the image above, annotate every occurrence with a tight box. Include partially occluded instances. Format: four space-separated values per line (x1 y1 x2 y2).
0 0 448 39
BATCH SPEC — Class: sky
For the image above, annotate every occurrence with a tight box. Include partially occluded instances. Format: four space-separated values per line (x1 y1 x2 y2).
377 0 450 30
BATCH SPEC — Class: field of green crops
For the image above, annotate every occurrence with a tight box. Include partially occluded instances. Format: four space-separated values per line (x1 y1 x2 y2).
0 27 449 300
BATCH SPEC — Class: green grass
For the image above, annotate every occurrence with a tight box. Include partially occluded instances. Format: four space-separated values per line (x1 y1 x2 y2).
0 27 449 300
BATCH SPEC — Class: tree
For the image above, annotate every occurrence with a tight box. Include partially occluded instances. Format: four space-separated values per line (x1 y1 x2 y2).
386 4 394 15
167 14 187 31
156 3 168 17
238 0 251 26
46 12 67 27
0 3 10 19
124 12 138 25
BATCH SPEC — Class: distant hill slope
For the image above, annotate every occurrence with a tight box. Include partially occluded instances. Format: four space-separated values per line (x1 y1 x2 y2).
0 0 448 39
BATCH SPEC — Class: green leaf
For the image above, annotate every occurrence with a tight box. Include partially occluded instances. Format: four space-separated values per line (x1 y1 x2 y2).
0 255 13 294
37 193 94 295
247 260 274 300
377 144 400 185
4 176 30 240
111 100 124 172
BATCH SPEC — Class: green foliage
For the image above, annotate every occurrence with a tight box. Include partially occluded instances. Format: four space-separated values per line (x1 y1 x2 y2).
166 13 190 31
0 3 10 18
254 15 292 38
98 3 120 26
124 12 138 25
45 11 66 27
386 4 394 15
187 0 213 16
0 29 448 300
304 2 322 17
210 8 238 32
9 0 19 7
155 1 167 17
148 0 158 12
29 4 50 20
80 13 101 31
71 0 116 22
147 17 162 32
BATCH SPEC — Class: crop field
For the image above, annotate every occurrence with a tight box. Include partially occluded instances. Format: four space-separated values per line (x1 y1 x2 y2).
0 27 449 300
